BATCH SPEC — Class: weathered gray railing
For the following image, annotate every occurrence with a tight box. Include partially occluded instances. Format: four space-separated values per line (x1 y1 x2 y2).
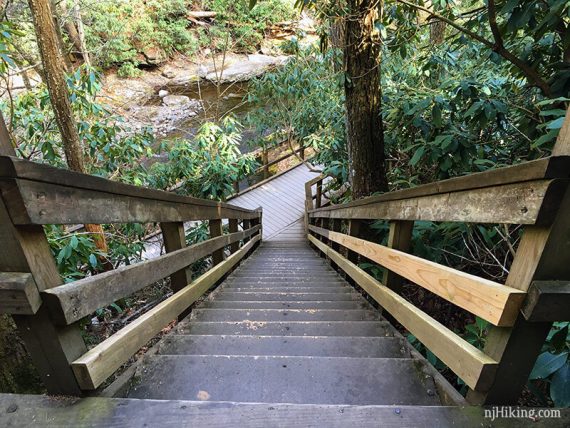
0 155 262 395
305 147 570 404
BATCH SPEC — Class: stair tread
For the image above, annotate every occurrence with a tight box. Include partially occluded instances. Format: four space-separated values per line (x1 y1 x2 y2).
158 335 409 358
201 300 370 309
127 355 440 405
176 321 393 337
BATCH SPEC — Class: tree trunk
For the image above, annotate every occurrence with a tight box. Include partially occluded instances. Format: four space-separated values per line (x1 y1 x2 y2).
344 0 388 199
27 0 110 263
73 0 90 66
430 19 446 45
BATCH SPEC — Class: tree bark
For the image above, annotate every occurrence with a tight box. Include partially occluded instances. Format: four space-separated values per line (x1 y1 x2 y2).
27 0 110 262
344 0 388 199
73 0 90 66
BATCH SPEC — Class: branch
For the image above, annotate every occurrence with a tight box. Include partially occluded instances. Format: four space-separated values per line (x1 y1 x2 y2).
395 0 552 97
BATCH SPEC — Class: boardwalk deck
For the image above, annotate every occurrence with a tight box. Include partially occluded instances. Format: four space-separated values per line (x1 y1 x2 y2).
229 164 320 239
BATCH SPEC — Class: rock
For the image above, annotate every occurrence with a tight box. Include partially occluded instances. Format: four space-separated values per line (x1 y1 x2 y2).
171 73 201 86
200 54 290 83
141 47 167 66
158 89 169 98
162 95 191 107
161 69 176 79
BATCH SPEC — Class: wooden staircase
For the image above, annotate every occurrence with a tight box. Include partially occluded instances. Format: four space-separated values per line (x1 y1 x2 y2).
124 241 441 406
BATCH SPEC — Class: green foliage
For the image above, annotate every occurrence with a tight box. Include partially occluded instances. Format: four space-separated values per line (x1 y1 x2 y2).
149 116 258 200
205 0 296 51
117 62 143 78
83 0 199 69
248 46 347 182
528 322 570 407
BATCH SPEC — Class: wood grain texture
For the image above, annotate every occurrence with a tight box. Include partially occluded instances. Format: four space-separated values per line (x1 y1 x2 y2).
311 156 570 212
309 226 526 327
0 156 257 213
71 235 260 390
382 220 414 294
3 394 569 428
43 226 261 325
0 272 42 314
308 235 498 391
0 178 260 225
309 179 567 225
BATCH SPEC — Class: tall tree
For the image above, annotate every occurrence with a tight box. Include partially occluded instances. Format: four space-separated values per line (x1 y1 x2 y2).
27 0 109 263
344 0 388 198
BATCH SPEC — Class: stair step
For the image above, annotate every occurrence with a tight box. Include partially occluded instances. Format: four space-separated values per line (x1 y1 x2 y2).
127 355 439 405
230 275 341 280
158 335 409 358
223 287 352 293
176 321 393 337
190 308 381 322
225 281 347 288
201 300 368 309
215 292 361 301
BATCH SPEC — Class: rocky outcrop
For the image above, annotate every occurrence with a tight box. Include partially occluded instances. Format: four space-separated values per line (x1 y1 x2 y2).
198 54 289 83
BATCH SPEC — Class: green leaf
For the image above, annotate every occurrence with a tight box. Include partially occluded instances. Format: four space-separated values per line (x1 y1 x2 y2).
551 362 570 407
410 146 426 166
89 254 98 269
546 117 565 130
551 325 569 353
70 235 79 250
529 352 568 380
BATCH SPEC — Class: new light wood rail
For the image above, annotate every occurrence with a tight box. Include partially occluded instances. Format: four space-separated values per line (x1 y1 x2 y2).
305 154 570 405
0 155 262 395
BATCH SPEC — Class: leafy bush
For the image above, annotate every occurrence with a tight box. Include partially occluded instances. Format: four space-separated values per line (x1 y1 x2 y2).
528 322 570 407
204 0 296 51
148 116 258 200
83 0 199 68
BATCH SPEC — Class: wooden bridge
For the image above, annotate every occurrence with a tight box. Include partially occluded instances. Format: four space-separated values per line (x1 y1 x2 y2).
1 115 570 426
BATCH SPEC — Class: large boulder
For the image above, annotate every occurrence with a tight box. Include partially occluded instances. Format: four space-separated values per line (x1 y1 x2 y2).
199 54 289 83
162 95 192 107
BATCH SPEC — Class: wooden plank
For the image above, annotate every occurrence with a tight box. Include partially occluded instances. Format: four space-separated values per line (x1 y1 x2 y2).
0 272 42 314
468 185 570 404
160 222 190 294
0 178 261 225
71 235 260 390
312 156 570 212
308 235 498 391
229 219 239 253
0 156 257 214
309 226 525 327
0 198 86 395
309 179 567 226
383 220 414 294
43 226 261 325
521 281 570 322
3 394 569 428
209 219 224 265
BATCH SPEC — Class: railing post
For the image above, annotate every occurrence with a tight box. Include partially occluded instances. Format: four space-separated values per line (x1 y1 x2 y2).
242 219 251 243
262 147 269 180
1 115 86 395
468 186 570 404
209 219 224 266
232 180 240 195
229 219 239 254
0 200 86 395
299 141 305 160
329 218 342 271
315 179 323 209
382 220 414 294
161 222 192 294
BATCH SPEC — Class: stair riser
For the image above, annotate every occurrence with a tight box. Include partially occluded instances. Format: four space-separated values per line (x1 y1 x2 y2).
223 287 352 293
215 292 360 301
190 309 381 322
200 301 368 310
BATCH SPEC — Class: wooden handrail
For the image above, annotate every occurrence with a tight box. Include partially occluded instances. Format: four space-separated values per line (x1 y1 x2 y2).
308 235 498 391
42 225 261 325
72 235 261 390
0 156 260 224
308 225 526 327
303 150 570 404
0 155 263 395
312 156 570 212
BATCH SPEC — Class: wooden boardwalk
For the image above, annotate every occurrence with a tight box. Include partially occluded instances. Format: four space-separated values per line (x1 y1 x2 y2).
228 164 320 240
